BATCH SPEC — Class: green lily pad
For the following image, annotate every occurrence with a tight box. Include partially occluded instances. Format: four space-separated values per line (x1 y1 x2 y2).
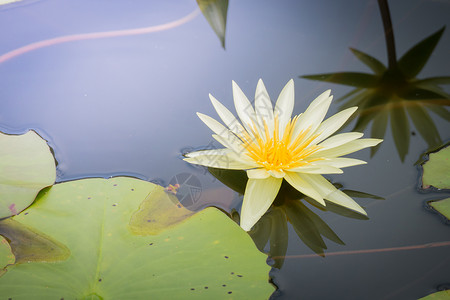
428 198 450 221
0 217 71 264
419 289 450 299
0 235 14 276
0 177 273 299
0 131 56 219
422 145 450 190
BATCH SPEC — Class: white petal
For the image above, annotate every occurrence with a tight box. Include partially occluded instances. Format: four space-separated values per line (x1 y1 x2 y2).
312 157 367 168
254 79 274 137
247 168 270 179
209 94 245 136
318 132 364 149
197 112 235 139
240 177 283 231
307 89 331 110
184 152 256 169
301 174 366 215
288 165 343 174
232 81 259 134
274 79 295 137
292 90 332 141
185 148 229 158
311 107 358 145
312 138 383 158
212 134 246 155
267 169 286 178
284 172 325 206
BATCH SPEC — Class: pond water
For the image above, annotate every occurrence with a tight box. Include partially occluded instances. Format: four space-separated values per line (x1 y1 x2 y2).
1 0 449 299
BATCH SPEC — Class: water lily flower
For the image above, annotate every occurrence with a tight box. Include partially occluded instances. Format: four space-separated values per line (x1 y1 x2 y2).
185 79 382 231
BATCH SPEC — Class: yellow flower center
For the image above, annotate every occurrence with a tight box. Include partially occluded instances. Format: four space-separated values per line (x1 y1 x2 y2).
239 116 322 171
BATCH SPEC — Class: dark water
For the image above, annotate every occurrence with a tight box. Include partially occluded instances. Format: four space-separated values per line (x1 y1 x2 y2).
1 0 449 299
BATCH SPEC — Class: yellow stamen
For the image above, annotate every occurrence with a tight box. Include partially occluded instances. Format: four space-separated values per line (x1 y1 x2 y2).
238 114 323 172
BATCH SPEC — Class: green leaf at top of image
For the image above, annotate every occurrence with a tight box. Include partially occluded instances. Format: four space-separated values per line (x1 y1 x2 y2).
0 130 56 219
197 0 229 48
419 289 450 300
428 198 450 221
0 177 274 299
422 144 450 190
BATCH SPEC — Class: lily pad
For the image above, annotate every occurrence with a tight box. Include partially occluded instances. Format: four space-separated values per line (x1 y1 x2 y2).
0 177 273 299
0 130 56 219
422 145 450 190
0 235 14 276
419 289 450 299
428 198 450 222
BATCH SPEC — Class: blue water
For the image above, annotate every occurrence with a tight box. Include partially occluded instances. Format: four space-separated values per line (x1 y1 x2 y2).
1 0 449 299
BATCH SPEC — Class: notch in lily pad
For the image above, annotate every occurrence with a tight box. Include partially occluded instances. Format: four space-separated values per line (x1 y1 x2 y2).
0 130 56 219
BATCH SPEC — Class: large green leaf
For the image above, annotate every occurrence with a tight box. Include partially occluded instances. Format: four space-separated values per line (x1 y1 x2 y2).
0 177 274 299
398 27 445 78
422 144 450 190
0 131 56 219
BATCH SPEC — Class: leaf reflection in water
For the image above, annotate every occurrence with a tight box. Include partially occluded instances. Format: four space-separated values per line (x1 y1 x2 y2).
209 167 383 269
301 0 450 161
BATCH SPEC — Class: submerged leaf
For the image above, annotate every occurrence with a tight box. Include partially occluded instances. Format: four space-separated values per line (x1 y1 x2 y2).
0 217 70 265
0 236 14 277
284 201 326 256
350 48 386 75
399 87 446 100
208 167 248 194
0 131 56 219
406 104 441 148
414 76 450 86
370 109 389 156
129 187 195 235
197 0 229 48
390 105 410 162
398 26 445 78
0 177 274 299
301 72 379 88
428 105 450 122
335 88 363 103
267 207 288 269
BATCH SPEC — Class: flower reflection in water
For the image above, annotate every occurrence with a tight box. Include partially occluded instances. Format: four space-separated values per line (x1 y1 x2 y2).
301 0 450 161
